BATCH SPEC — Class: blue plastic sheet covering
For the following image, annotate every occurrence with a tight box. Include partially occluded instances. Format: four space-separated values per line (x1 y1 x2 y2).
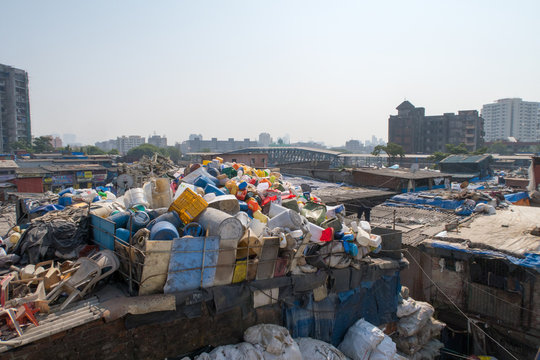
284 271 400 346
163 236 220 293
504 192 529 203
430 242 540 272
29 204 64 214
385 192 476 215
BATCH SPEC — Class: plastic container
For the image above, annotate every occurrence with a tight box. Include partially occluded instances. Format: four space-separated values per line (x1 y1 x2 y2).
194 175 213 189
144 178 173 209
249 219 266 237
107 211 131 228
184 222 204 237
204 184 225 196
127 211 150 233
123 188 149 209
308 222 333 243
252 210 269 223
168 187 208 224
268 202 288 218
58 197 72 206
267 209 302 230
196 208 244 241
58 187 74 196
150 221 179 240
173 182 196 200
115 228 131 245
146 211 182 231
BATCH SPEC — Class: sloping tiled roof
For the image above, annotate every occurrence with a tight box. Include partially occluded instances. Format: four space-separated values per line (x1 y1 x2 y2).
396 100 415 110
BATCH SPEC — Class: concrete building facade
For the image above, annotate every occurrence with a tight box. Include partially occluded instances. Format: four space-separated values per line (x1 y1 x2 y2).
481 98 540 142
388 101 484 154
258 132 272 147
179 136 258 154
0 64 32 153
147 134 167 148
117 135 145 155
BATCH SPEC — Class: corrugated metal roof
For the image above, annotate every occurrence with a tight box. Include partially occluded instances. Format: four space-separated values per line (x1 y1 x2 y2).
439 154 491 164
353 168 451 180
0 160 18 169
0 297 105 353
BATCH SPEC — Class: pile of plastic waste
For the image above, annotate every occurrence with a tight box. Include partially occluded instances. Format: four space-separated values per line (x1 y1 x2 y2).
85 158 387 282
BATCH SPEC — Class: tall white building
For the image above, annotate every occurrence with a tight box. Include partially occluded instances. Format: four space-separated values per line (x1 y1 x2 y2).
481 98 540 142
117 135 145 154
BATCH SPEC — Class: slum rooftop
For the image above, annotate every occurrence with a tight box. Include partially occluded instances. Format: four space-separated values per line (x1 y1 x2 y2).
372 204 540 257
352 167 451 180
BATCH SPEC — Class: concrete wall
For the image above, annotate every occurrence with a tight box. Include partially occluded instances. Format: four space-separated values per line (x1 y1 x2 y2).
7 305 282 360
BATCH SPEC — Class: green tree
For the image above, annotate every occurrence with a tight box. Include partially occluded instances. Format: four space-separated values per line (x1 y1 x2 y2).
107 148 119 155
472 146 488 155
84 146 106 155
9 139 33 152
445 143 469 154
372 143 405 158
488 141 511 155
427 151 449 163
164 146 181 162
33 136 54 153
125 144 161 161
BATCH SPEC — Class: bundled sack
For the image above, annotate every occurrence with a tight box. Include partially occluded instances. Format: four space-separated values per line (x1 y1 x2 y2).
196 343 264 360
397 302 434 337
243 324 302 360
296 338 349 360
368 335 396 360
396 298 417 318
409 339 443 360
338 319 385 360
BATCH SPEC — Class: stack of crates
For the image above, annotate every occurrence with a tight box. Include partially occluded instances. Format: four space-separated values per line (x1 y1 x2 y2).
168 187 208 224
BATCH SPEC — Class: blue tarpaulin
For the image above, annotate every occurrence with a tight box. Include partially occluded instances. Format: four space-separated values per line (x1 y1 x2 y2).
504 192 529 203
384 192 476 215
284 271 400 346
430 241 540 272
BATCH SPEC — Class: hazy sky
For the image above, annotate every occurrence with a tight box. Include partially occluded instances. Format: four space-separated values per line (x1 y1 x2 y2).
1 1 539 147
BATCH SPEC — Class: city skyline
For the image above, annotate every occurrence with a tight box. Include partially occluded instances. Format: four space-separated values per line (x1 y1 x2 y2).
1 1 539 147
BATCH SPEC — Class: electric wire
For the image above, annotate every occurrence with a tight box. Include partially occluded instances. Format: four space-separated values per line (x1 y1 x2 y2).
404 249 519 360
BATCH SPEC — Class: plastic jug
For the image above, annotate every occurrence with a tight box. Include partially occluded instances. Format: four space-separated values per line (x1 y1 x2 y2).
150 221 179 240
267 209 302 230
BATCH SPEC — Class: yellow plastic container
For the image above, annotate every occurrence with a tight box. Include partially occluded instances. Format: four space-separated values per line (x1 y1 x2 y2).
168 187 208 224
253 210 269 223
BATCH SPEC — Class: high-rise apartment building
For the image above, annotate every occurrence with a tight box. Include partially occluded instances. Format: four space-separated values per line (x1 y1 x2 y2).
148 134 167 148
0 64 32 153
258 132 272 147
117 135 145 154
388 101 484 154
481 98 540 142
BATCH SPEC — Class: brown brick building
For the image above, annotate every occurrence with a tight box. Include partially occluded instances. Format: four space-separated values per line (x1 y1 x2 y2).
388 101 484 154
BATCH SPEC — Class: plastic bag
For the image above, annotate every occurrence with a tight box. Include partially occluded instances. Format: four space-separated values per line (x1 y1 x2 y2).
368 336 396 360
296 337 349 360
397 302 434 337
338 319 385 360
397 298 418 318
243 324 302 360
301 202 327 225
196 342 264 360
